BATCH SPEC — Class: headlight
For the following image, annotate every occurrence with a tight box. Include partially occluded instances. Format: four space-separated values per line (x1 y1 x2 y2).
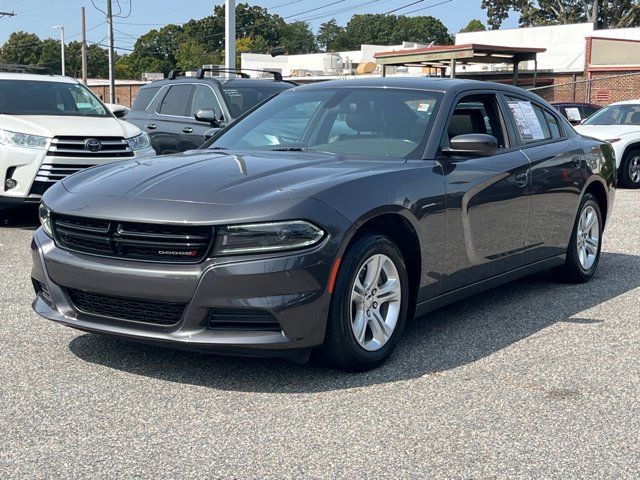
214 220 325 255
0 129 49 149
127 132 151 151
38 204 53 237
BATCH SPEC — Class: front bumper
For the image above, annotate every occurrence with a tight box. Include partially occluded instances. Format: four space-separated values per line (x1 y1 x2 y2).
0 145 156 204
31 228 336 356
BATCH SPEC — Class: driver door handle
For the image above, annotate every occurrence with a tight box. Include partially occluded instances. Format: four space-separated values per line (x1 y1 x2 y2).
182 127 193 134
146 123 157 130
572 155 583 167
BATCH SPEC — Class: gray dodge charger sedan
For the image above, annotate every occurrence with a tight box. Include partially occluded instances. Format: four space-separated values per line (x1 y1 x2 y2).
31 78 616 371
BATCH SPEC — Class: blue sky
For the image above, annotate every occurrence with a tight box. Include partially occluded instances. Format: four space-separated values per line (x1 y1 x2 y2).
0 0 519 49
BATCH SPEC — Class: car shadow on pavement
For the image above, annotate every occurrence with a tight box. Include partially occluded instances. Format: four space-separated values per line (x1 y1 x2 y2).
68 251 640 393
0 205 39 230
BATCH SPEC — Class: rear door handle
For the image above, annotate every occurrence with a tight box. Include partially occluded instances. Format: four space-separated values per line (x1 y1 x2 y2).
146 123 157 130
182 127 193 134
515 172 529 188
572 155 583 167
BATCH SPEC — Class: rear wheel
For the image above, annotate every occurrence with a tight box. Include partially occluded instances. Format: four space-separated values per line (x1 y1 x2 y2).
619 148 640 188
552 193 602 283
319 233 409 371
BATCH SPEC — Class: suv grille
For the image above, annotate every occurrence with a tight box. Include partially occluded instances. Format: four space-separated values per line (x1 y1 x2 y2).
28 163 95 198
207 308 282 331
66 288 186 325
52 214 214 263
47 136 134 158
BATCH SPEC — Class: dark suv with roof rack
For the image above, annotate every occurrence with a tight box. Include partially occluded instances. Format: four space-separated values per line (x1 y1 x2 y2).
126 68 296 155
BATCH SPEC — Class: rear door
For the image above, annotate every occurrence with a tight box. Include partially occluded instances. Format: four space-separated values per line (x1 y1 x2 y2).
440 92 532 291
503 95 587 262
152 84 195 154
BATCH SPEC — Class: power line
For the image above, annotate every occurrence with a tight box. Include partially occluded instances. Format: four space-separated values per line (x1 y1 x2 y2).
283 0 346 20
384 0 424 15
403 0 453 15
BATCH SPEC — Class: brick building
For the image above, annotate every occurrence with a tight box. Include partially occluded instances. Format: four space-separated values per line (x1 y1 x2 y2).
85 79 148 107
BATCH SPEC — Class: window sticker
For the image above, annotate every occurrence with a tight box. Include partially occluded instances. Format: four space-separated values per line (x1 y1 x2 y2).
508 101 545 141
565 107 582 122
417 103 430 112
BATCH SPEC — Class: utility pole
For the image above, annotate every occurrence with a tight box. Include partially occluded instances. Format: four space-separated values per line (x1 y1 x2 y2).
52 25 65 76
225 0 236 71
106 0 116 103
81 7 88 84
592 0 599 30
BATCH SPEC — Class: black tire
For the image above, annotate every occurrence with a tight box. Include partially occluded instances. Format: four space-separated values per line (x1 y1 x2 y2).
619 148 640 189
319 233 410 372
551 193 603 283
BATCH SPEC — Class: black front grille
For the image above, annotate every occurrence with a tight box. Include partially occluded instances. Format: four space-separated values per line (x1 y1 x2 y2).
207 308 282 331
52 214 213 263
66 288 186 325
29 181 52 197
47 136 134 158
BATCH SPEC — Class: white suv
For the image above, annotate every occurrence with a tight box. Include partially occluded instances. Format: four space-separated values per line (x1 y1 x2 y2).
0 71 155 209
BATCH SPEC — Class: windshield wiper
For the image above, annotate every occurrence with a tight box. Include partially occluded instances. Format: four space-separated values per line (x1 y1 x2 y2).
208 146 228 150
271 147 307 151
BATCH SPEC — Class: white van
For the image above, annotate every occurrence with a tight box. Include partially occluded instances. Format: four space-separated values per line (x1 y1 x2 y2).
0 70 155 209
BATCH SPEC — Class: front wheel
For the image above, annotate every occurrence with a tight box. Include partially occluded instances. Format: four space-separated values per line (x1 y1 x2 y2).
319 234 409 371
619 148 640 188
552 193 603 283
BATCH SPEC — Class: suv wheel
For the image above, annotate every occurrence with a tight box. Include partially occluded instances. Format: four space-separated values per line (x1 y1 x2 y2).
320 233 409 371
620 148 640 188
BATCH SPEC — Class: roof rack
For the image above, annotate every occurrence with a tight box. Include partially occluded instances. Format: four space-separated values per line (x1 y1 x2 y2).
196 67 283 82
0 64 53 75
167 69 186 80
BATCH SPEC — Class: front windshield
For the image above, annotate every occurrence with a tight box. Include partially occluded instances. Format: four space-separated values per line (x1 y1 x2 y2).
583 104 640 126
0 80 110 117
210 87 442 158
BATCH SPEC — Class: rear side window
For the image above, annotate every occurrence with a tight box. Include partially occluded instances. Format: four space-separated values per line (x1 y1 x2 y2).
131 86 160 112
506 98 558 144
158 85 194 116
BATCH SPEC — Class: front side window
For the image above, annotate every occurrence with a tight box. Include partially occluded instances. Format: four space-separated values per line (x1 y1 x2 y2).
190 85 222 118
446 95 507 149
210 88 442 159
158 84 194 116
131 86 160 112
583 104 640 126
0 80 109 117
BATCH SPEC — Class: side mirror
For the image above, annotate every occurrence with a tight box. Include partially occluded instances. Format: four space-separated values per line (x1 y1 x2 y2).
195 109 221 128
443 134 498 158
108 104 128 118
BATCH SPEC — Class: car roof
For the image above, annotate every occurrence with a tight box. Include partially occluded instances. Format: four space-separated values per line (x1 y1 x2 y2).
289 77 538 97
0 72 78 83
142 76 293 89
551 102 600 107
608 99 640 106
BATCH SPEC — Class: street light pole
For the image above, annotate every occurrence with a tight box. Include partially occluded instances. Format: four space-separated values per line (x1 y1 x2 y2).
225 0 236 72
52 25 65 76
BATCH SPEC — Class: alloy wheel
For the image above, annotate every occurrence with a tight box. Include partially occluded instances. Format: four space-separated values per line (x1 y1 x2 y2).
629 155 640 184
350 253 402 352
576 205 600 271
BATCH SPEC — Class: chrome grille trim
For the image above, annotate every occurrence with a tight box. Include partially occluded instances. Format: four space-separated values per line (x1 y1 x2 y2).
46 136 134 158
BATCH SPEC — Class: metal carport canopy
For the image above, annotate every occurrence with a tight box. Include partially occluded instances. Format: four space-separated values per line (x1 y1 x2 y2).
374 43 547 85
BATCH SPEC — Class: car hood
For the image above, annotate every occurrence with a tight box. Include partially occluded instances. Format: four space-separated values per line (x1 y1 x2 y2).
0 115 141 138
60 149 405 206
574 124 640 140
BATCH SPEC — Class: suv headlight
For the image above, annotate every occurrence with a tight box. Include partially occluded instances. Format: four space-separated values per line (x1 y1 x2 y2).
38 204 53 237
214 220 325 255
127 132 151 151
0 129 49 149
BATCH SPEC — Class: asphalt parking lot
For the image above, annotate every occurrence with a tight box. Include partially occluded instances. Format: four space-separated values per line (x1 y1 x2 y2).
1 191 639 479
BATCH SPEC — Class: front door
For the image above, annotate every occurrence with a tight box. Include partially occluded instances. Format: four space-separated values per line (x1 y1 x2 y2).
439 93 532 291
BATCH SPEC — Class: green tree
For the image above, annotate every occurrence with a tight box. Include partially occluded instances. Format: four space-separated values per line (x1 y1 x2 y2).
281 21 316 54
460 19 487 32
38 38 62 73
0 31 42 65
317 19 344 52
481 1 640 29
175 39 212 70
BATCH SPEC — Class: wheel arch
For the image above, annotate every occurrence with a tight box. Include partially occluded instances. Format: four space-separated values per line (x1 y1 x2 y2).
336 207 424 318
583 179 609 228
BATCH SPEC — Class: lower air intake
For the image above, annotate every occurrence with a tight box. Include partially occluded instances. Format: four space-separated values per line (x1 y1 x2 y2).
207 308 282 331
